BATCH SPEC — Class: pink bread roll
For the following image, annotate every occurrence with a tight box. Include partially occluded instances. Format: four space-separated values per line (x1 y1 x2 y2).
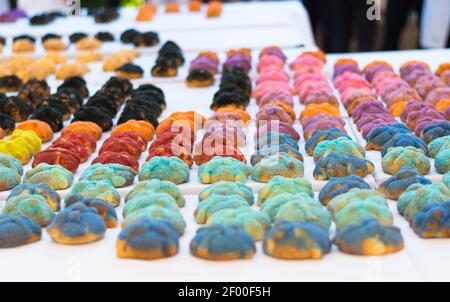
256 69 290 85
253 81 294 101
294 72 327 85
341 87 375 104
333 72 371 94
298 83 333 101
289 56 323 72
256 55 285 73
258 90 294 107
303 90 339 107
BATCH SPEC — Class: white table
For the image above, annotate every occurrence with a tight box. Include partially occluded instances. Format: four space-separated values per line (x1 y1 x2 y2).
0 48 449 282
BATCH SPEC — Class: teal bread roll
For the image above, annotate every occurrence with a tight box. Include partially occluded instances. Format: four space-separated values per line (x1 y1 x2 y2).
80 163 136 188
8 183 61 211
257 176 313 206
263 222 331 260
126 179 185 207
382 146 430 175
378 167 432 200
198 181 254 205
195 194 249 224
252 153 304 183
435 149 450 174
198 156 251 184
139 156 190 185
397 183 450 222
411 201 449 238
0 166 22 191
318 176 371 206
445 171 450 188
207 207 271 241
24 163 73 190
313 137 365 162
333 219 404 255
47 203 106 245
190 225 256 260
0 154 23 175
313 152 375 180
123 193 179 218
260 193 303 221
65 180 121 207
0 154 23 191
117 219 180 260
2 194 55 227
380 133 428 157
0 215 41 248
327 188 388 218
65 195 117 228
305 128 350 156
365 124 410 151
122 206 186 235
428 135 450 158
272 194 331 230
334 200 393 231
251 144 304 165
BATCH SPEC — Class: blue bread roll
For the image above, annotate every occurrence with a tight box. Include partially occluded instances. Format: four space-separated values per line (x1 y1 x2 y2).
305 128 350 155
333 219 404 255
251 144 304 165
65 180 121 207
64 195 118 228
380 133 428 157
421 121 450 144
263 221 331 259
411 201 450 238
0 215 41 248
252 153 304 183
313 152 375 180
190 225 256 260
365 124 410 151
117 219 180 260
47 203 106 245
378 167 432 200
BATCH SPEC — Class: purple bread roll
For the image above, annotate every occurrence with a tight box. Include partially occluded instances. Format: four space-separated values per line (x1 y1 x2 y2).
403 69 431 86
414 118 442 136
256 105 294 125
414 74 447 99
356 113 396 130
302 113 345 128
400 63 430 78
258 91 294 107
303 90 339 107
406 107 445 130
400 100 433 123
365 64 394 83
424 87 450 105
259 47 287 62
256 121 301 142
352 101 388 122
303 120 347 140
333 64 361 80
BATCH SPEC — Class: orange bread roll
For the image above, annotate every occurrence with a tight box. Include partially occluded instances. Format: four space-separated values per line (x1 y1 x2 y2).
17 120 54 143
61 121 103 140
111 120 155 142
300 103 340 123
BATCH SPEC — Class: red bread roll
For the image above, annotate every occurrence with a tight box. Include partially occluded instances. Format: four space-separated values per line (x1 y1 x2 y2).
147 143 194 168
109 131 147 151
53 131 97 154
32 148 81 173
150 132 193 153
92 151 139 172
51 140 90 163
99 136 143 158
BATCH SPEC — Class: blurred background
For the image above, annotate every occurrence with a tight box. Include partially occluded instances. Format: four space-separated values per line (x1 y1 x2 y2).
2 0 450 52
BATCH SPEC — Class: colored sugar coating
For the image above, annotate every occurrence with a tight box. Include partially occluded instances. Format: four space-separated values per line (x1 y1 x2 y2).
123 193 179 218
8 183 61 211
435 149 450 174
122 206 186 235
252 153 304 183
198 156 251 184
126 179 185 207
47 203 106 245
263 222 331 260
117 219 180 260
24 163 73 190
398 183 450 222
195 194 249 224
65 180 121 207
257 176 313 206
2 194 55 227
313 137 365 162
190 225 256 260
0 215 41 248
198 181 254 205
65 196 117 228
207 207 271 241
378 167 432 200
80 164 136 188
313 152 375 180
0 166 21 191
139 156 190 185
318 176 371 206
382 146 430 175
333 219 404 255
412 202 450 238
